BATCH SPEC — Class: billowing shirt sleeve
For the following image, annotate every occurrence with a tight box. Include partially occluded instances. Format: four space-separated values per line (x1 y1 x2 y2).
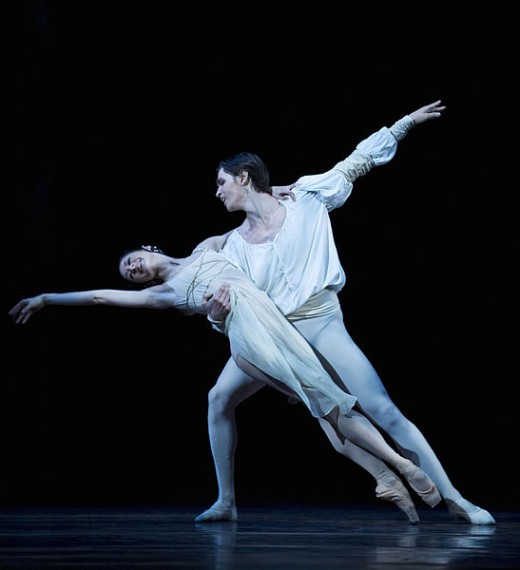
293 115 414 211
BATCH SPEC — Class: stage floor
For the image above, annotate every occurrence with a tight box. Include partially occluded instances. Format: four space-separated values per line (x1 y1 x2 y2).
0 504 518 569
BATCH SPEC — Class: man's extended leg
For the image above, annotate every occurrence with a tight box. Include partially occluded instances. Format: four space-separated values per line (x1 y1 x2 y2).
299 309 495 525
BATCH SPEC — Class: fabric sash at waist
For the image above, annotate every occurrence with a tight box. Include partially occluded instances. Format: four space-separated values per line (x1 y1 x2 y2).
285 288 340 322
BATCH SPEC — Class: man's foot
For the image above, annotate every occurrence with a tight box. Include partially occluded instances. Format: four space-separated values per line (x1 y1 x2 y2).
375 472 420 524
446 498 496 525
194 502 238 523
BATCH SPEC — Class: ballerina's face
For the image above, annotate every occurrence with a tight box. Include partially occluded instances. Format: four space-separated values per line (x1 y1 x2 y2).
119 250 156 284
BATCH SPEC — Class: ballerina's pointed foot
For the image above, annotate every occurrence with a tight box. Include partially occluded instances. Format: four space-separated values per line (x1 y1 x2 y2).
375 474 419 524
400 461 442 508
446 498 496 525
194 503 238 523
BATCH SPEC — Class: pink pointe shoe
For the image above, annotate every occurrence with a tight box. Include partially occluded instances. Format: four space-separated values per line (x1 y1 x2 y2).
375 475 420 524
399 462 442 508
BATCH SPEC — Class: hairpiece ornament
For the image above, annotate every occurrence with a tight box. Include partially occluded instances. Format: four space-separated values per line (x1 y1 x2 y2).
140 244 164 254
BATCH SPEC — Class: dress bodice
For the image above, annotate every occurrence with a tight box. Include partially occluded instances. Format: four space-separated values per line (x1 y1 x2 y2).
165 249 244 315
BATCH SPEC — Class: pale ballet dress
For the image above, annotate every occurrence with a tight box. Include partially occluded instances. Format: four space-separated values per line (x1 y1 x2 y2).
167 248 357 418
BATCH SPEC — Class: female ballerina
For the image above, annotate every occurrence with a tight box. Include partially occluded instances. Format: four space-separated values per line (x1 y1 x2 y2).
9 241 441 522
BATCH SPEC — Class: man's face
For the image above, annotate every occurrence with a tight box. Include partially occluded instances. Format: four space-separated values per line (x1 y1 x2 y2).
215 169 245 212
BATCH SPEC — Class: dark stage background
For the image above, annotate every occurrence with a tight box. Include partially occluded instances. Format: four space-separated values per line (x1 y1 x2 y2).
8 1 518 512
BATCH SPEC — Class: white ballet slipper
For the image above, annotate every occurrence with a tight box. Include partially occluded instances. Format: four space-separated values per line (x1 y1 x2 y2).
446 498 496 525
194 503 238 523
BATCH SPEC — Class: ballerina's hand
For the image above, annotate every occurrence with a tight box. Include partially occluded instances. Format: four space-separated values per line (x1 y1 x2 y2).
8 296 44 325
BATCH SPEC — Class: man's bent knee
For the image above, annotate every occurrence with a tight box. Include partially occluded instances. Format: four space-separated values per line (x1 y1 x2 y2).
207 385 236 418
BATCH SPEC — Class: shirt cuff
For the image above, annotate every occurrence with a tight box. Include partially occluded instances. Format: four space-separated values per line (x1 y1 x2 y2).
389 115 414 142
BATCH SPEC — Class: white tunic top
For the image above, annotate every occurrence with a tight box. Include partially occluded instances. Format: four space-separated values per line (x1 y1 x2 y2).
221 118 412 315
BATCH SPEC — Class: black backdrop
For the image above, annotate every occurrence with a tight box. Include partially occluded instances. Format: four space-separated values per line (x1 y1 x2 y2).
7 1 518 511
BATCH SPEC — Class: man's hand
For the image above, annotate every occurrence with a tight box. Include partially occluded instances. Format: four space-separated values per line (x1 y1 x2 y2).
203 284 231 323
409 100 446 125
272 184 297 202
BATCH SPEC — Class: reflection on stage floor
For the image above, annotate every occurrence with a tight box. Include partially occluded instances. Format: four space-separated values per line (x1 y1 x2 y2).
0 504 518 569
